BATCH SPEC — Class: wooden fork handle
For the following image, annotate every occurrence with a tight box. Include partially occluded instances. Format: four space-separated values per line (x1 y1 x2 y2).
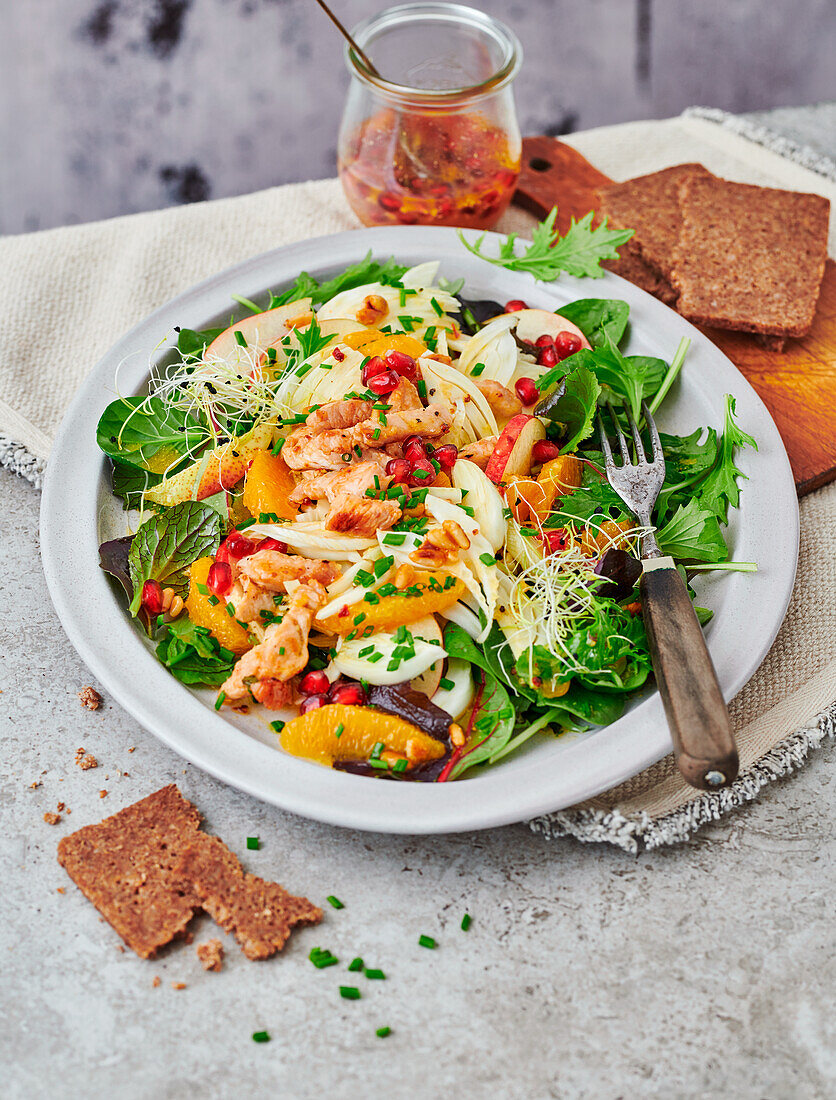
639 561 739 790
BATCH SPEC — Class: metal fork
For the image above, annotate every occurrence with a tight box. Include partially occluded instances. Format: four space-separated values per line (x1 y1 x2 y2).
598 401 739 790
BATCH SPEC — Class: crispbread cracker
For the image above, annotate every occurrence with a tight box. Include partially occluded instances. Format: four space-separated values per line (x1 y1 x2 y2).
58 785 321 961
597 164 714 280
57 784 202 958
174 835 322 960
671 175 830 337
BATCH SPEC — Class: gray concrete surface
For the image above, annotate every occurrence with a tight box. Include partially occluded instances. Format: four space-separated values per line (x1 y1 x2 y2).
3 104 836 1098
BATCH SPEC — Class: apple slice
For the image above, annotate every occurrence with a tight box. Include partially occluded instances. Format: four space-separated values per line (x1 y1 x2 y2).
410 615 445 699
145 422 275 506
500 308 591 351
204 300 314 364
484 414 547 484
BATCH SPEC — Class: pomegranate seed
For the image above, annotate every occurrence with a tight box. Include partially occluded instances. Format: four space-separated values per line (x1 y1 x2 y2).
225 531 259 560
378 191 401 212
433 444 458 470
384 350 418 381
332 346 345 362
555 332 583 359
257 537 288 553
207 561 232 598
408 457 437 487
329 681 368 707
361 355 387 386
141 579 164 616
300 670 331 696
299 693 328 715
505 299 528 313
535 334 555 348
367 370 400 396
532 440 562 464
537 345 558 368
515 377 539 406
403 435 427 463
215 542 231 565
386 458 411 484
543 528 570 555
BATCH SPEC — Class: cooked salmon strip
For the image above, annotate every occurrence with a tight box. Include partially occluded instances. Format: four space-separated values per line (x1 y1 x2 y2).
221 583 325 701
238 551 340 592
325 494 402 537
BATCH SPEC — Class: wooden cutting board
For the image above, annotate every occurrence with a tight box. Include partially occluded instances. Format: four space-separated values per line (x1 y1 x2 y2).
513 136 836 496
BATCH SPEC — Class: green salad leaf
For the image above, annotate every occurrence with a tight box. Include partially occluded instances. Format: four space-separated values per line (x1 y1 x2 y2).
696 396 758 522
97 396 209 472
536 363 600 453
268 252 409 308
156 617 236 686
127 501 222 616
556 298 630 347
536 338 667 423
656 499 729 563
111 461 161 511
177 326 224 361
459 209 634 281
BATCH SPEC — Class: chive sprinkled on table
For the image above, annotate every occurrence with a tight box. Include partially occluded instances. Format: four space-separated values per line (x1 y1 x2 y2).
246 836 259 850
347 956 364 972
418 934 436 949
252 1031 270 1043
461 913 472 931
340 986 361 1000
326 895 344 909
376 1027 392 1038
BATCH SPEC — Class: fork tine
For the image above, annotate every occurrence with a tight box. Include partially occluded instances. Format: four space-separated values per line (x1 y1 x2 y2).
597 412 614 468
642 401 665 465
608 404 630 463
624 405 646 463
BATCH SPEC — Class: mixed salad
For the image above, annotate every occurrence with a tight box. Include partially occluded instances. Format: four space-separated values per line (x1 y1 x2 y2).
97 216 756 782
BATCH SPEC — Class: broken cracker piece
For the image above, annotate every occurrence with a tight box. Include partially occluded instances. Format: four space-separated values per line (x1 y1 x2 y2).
174 834 322 961
75 747 98 770
196 939 225 972
78 686 102 710
57 785 202 959
44 812 61 825
671 174 830 338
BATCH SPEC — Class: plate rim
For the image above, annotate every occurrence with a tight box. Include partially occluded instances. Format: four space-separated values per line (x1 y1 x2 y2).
40 225 799 833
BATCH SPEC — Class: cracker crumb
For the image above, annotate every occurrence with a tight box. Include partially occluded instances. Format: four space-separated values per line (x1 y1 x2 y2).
152 976 161 988
57 887 66 894
43 812 61 825
128 747 136 753
99 790 108 799
29 780 42 789
196 939 224 972
78 686 102 710
57 802 65 812
75 748 98 770
171 982 187 990
116 945 125 953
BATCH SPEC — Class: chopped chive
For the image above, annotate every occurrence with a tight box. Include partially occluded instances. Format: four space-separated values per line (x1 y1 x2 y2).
214 692 225 711
365 968 385 980
418 934 436 949
416 380 428 402
353 613 366 625
252 1031 270 1043
399 287 407 307
370 742 384 760
348 957 364 972
246 836 260 850
207 594 220 606
382 532 407 545
374 556 394 577
376 1027 391 1038
367 652 383 663
326 895 345 910
226 601 235 615
439 677 455 691
234 330 248 347
368 758 390 770
340 986 361 1000
412 468 430 480
430 296 443 316
471 362 486 377
461 913 472 931
335 723 345 739
196 583 209 595
479 552 496 567
271 437 285 455
270 720 285 734
392 759 408 773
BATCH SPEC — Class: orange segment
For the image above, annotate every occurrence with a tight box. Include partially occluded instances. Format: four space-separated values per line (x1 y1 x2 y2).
279 703 446 767
504 476 549 524
536 455 584 513
242 449 298 520
184 556 251 655
318 572 465 635
343 331 426 359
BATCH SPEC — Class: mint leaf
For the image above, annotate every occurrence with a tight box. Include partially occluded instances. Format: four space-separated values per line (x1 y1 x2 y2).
156 617 236 686
127 501 222 616
458 208 634 282
656 499 729 563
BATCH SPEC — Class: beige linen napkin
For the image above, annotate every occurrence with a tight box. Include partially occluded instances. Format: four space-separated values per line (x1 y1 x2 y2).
3 112 833 847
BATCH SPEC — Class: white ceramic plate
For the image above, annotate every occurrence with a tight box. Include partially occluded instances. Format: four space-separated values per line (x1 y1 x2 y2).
41 227 798 833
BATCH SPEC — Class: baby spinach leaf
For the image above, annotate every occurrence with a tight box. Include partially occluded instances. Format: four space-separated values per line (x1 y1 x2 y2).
556 299 630 347
536 363 600 453
111 461 161 511
97 396 209 471
178 326 224 361
156 617 236 686
451 672 517 778
127 501 222 615
656 498 729 563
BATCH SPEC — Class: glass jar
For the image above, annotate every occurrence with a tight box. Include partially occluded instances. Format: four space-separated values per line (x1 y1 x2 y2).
338 3 522 230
